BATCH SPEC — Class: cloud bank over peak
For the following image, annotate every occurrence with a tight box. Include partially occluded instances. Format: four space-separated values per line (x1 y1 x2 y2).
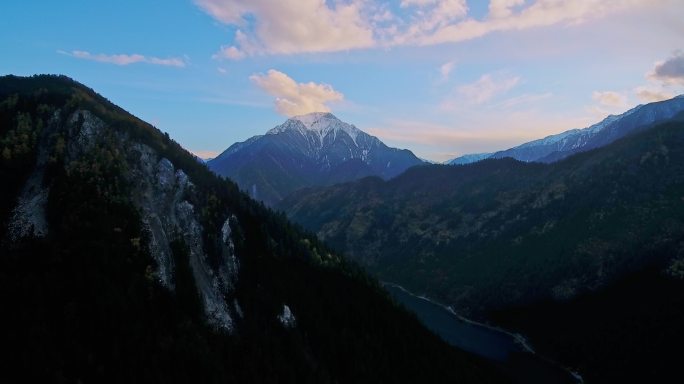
250 69 344 117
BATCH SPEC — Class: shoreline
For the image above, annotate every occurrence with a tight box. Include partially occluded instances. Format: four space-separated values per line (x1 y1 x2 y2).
382 281 584 384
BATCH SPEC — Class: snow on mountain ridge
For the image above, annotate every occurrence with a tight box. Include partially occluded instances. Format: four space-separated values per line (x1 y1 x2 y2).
446 153 492 165
516 104 642 150
209 112 424 206
268 112 362 146
292 112 335 128
447 94 684 165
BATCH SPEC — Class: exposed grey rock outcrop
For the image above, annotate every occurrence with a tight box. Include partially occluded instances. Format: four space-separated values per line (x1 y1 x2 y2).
128 148 239 331
6 111 64 241
7 176 48 240
278 304 296 328
8 108 241 331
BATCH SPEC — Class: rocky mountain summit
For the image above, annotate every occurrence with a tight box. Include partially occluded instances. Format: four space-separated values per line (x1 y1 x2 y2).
208 112 424 205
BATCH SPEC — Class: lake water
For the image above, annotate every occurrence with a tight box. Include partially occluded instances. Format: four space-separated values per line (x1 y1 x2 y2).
383 283 523 361
384 283 582 384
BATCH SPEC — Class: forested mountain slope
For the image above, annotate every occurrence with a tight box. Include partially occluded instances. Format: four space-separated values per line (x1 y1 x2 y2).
281 117 684 314
0 75 507 384
280 116 684 382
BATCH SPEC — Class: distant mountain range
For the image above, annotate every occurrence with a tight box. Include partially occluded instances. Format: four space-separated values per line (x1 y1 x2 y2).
208 112 424 206
448 152 492 165
280 115 684 312
279 112 684 382
447 95 684 165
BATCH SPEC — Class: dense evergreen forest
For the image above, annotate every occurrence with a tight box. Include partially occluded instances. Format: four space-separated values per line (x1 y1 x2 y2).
280 114 684 382
281 118 684 313
0 75 508 383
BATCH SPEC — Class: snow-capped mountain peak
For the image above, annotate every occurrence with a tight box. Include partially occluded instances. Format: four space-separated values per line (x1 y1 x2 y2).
292 112 338 128
268 112 362 145
210 112 424 205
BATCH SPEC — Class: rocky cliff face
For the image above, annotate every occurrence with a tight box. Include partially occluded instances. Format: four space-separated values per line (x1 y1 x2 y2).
7 108 240 330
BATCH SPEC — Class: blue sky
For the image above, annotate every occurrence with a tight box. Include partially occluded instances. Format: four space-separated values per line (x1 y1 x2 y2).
2 0 683 161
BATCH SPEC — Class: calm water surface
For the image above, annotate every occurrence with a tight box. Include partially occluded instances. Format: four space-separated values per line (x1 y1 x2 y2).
384 283 522 361
384 283 583 384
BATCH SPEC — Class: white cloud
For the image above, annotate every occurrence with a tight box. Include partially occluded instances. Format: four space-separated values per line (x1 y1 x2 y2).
196 0 655 58
439 60 456 82
399 0 469 41
630 51 684 103
60 50 186 67
400 0 437 6
195 0 375 59
454 72 520 105
408 0 653 46
647 50 684 86
488 0 526 19
215 45 246 60
494 92 553 109
592 91 628 108
250 69 344 116
634 86 674 102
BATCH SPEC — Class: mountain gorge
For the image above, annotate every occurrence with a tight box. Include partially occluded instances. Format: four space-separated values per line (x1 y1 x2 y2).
208 112 424 206
448 95 684 164
0 75 507 383
279 113 684 382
